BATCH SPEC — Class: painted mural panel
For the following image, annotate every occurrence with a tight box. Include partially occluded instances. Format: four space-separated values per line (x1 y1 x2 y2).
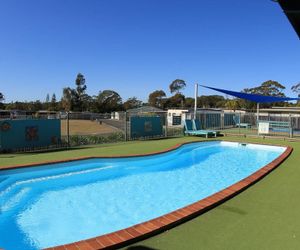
0 119 61 151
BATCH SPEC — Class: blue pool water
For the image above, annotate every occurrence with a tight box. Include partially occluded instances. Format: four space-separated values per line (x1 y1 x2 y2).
0 141 285 250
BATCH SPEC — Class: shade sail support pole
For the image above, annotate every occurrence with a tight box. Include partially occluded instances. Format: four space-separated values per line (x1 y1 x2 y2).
257 103 260 135
256 103 260 123
194 83 198 120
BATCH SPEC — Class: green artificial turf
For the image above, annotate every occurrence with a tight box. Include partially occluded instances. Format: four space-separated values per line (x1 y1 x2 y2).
1 136 299 250
0 137 203 167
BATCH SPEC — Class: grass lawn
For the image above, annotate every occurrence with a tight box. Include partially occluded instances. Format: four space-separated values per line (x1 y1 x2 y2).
1 136 300 250
0 137 203 167
60 119 119 136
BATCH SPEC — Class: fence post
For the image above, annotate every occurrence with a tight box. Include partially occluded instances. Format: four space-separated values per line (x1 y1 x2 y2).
289 113 293 138
67 112 70 147
221 111 224 130
238 112 241 135
165 113 168 138
0 125 1 151
124 112 128 141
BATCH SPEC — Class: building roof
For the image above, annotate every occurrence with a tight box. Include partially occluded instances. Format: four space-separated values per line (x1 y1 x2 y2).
167 108 189 112
278 0 300 39
260 107 300 113
127 106 165 113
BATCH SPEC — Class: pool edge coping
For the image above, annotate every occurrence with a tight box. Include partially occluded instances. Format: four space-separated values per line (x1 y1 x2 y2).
0 140 293 250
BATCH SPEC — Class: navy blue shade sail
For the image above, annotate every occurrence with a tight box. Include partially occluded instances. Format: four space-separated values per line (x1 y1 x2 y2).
200 85 300 103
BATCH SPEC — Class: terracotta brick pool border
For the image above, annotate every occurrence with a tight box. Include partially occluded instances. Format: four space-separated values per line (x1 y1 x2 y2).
0 140 293 250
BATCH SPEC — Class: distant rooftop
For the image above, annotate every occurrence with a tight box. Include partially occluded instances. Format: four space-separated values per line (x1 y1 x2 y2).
270 106 300 109
127 106 165 113
260 107 300 113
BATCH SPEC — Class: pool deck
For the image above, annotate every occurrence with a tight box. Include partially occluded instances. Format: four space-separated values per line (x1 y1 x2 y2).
0 140 292 250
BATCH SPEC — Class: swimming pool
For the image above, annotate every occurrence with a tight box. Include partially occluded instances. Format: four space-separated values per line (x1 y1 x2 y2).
0 141 289 250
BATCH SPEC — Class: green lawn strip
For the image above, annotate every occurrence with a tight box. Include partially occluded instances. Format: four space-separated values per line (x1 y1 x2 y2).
0 137 203 168
125 137 300 250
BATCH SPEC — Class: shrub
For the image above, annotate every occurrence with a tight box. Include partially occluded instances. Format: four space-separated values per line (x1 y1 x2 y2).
62 132 125 146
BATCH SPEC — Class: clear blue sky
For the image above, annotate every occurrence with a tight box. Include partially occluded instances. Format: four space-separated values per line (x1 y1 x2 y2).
0 0 299 103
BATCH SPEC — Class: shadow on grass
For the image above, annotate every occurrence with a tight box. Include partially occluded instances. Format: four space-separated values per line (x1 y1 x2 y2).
0 147 87 157
0 155 16 158
6 141 132 155
218 205 247 215
15 146 86 155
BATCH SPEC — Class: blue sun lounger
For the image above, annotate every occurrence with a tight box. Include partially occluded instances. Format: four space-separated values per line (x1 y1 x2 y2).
184 119 217 138
192 119 218 137
233 115 251 128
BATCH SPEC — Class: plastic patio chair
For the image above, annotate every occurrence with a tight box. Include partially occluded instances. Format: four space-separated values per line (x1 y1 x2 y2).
192 119 218 138
233 115 251 128
183 119 216 138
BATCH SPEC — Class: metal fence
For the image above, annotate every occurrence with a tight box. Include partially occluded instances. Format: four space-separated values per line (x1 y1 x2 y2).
59 112 125 146
59 111 183 147
2 109 300 152
61 110 300 146
195 111 300 139
125 111 184 140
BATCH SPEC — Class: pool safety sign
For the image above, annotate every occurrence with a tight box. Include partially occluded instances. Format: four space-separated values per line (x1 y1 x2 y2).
258 122 270 134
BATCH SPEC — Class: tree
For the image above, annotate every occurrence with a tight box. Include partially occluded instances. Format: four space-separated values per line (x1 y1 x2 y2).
166 93 185 108
61 87 75 111
123 97 143 110
242 80 286 108
197 95 226 108
244 80 285 97
44 93 50 110
0 92 4 109
60 73 87 112
148 90 166 108
185 97 194 108
225 99 240 111
291 82 300 106
50 93 57 110
169 79 186 94
291 82 300 97
32 100 43 111
97 90 122 113
73 73 87 111
45 93 50 103
82 94 98 112
81 93 93 111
